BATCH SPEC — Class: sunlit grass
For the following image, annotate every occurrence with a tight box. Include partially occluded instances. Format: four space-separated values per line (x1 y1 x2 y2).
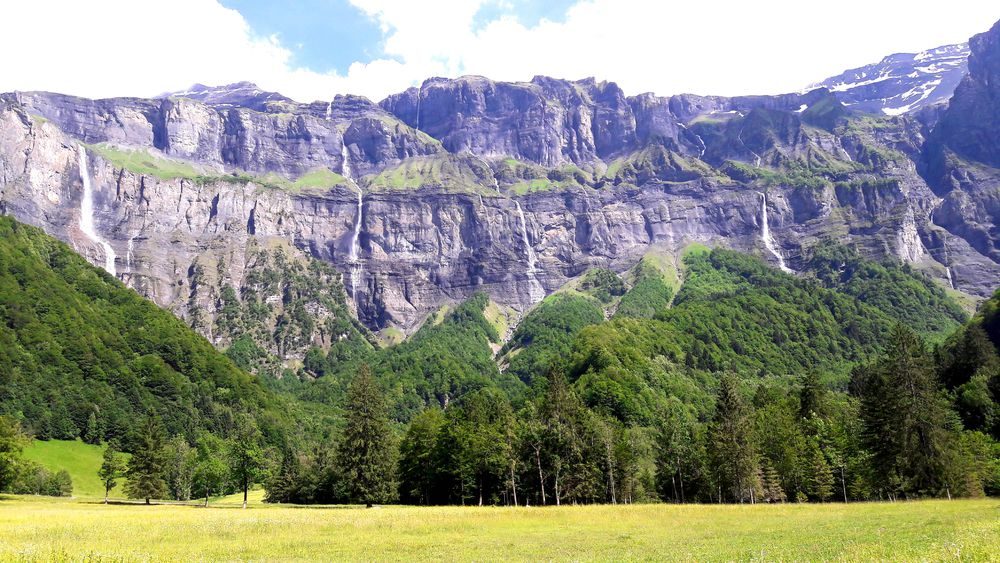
0 496 996 561
22 440 127 498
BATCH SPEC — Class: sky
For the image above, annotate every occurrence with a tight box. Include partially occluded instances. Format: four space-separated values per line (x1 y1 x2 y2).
2 0 999 103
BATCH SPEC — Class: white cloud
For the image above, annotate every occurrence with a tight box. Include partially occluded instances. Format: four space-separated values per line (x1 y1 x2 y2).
1 0 998 103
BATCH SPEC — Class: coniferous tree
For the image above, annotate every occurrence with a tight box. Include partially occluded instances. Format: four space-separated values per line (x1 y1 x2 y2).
799 371 826 420
339 364 396 507
857 324 959 498
125 417 168 504
228 415 268 509
806 443 834 502
708 374 760 503
97 445 126 504
266 448 303 504
760 461 786 503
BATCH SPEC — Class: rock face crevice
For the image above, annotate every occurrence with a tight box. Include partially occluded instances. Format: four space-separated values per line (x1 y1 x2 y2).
4 39 1000 355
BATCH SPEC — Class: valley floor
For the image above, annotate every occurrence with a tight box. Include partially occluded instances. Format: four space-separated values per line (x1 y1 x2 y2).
0 496 996 561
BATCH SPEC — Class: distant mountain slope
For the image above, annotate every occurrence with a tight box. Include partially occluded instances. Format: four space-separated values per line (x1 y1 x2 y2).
0 216 285 444
812 43 969 115
161 81 293 112
3 18 1000 347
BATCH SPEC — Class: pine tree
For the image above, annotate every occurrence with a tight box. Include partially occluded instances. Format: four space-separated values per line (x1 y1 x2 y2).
760 461 786 503
708 374 760 503
266 448 304 504
97 445 126 504
799 371 825 420
228 415 267 509
125 418 167 504
857 324 958 498
806 443 834 502
339 364 396 507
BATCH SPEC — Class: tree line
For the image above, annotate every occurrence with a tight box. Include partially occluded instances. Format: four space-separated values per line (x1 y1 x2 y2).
2 324 996 507
267 324 999 506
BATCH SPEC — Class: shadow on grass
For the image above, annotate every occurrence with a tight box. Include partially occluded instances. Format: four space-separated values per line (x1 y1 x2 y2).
79 498 364 510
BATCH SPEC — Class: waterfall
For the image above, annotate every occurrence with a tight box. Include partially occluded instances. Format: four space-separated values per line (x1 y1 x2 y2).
679 123 706 159
514 201 545 304
945 267 956 290
739 127 761 168
341 143 353 182
126 236 136 275
758 192 792 274
325 101 332 120
694 133 707 158
473 155 500 192
415 84 422 130
348 187 363 297
77 148 117 276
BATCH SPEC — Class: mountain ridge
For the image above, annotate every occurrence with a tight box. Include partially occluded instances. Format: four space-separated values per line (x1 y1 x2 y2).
2 18 1000 366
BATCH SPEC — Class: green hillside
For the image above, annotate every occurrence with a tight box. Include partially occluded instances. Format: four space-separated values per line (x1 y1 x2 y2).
0 217 287 447
22 440 126 497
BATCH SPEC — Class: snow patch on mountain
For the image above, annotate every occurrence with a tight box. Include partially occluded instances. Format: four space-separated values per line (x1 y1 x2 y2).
811 43 969 115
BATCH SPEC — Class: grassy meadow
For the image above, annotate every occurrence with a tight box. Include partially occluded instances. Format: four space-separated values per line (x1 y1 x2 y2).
22 440 126 498
0 496 996 561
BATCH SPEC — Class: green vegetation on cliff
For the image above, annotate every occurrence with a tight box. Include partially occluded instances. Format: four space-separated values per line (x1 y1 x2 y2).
0 217 285 446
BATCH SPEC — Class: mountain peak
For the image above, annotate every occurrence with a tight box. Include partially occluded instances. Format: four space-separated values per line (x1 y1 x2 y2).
163 81 292 111
812 42 969 116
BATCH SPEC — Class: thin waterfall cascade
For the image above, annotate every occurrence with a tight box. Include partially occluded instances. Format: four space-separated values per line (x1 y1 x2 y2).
126 236 136 275
514 200 545 304
341 143 353 182
348 187 364 298
739 127 762 168
77 148 117 276
758 191 792 274
343 143 364 298
946 267 956 290
471 154 500 192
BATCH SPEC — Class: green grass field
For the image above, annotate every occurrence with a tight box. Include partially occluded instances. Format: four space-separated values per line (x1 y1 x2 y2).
0 496 996 561
22 440 126 498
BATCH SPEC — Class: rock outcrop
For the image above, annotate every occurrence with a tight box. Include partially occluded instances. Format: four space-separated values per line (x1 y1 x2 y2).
4 23 1000 362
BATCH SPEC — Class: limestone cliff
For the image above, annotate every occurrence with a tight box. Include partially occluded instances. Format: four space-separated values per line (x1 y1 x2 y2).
3 54 1000 363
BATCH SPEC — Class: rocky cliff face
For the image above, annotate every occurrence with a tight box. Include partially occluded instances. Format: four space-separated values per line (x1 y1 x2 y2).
922 19 1000 267
4 26 1000 363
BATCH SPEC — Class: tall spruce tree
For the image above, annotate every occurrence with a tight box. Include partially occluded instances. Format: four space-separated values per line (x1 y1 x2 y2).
339 364 396 507
806 443 834 502
125 417 167 504
857 324 958 498
708 374 760 503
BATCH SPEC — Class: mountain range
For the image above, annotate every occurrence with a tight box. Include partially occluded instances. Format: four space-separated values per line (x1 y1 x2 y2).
1 18 1000 369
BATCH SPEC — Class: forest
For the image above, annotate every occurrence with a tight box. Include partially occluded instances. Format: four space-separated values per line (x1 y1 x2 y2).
0 217 997 506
